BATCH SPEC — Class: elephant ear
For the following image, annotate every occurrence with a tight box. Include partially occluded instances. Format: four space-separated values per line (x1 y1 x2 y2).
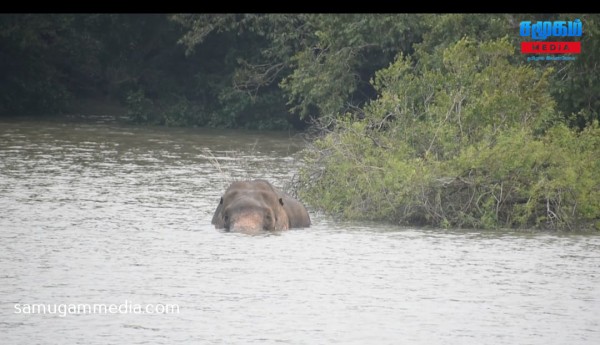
275 198 290 230
211 197 225 228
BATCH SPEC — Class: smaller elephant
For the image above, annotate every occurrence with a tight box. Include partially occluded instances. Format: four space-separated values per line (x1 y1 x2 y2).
211 179 311 234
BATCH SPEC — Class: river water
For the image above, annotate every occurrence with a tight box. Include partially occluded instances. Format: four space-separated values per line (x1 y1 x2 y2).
1 117 599 344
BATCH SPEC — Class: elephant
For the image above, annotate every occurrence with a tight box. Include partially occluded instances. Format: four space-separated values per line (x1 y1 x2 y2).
211 179 311 234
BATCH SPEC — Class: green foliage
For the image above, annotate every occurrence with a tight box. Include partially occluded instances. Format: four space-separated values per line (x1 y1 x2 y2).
173 14 424 124
166 13 600 130
161 97 202 127
551 14 600 128
299 37 600 231
3 14 597 132
441 125 600 230
279 14 424 120
125 89 152 124
0 14 75 115
366 37 557 159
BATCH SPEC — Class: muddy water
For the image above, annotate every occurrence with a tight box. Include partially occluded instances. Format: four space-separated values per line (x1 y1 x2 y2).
1 117 599 344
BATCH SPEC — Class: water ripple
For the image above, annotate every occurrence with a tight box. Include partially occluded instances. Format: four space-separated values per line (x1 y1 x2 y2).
1 119 599 344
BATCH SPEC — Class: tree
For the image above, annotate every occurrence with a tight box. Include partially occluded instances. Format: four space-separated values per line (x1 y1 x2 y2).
172 14 425 125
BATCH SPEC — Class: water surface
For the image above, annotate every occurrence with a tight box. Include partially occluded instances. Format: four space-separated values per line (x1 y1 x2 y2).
1 117 599 344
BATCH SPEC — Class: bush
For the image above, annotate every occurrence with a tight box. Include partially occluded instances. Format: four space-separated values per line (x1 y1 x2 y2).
125 89 153 124
298 38 600 231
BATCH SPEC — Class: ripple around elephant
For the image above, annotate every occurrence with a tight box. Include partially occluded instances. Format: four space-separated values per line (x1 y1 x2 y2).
211 180 311 234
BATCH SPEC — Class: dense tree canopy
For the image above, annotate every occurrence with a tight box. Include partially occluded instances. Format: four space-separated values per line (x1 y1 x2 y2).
1 14 598 130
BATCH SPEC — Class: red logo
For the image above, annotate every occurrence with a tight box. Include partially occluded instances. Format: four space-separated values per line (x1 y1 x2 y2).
521 42 581 54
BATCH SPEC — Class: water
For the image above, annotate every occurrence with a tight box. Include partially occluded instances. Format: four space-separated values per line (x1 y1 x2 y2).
1 117 599 344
